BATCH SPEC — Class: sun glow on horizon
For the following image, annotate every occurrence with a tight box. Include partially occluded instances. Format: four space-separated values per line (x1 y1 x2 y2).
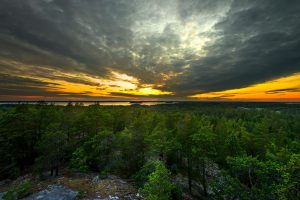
189 73 300 101
12 68 173 98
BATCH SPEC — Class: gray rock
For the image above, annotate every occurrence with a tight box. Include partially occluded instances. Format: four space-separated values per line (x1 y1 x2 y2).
0 192 6 200
108 195 119 200
22 184 78 200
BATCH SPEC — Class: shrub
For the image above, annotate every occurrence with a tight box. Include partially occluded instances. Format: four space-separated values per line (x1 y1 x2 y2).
3 180 33 200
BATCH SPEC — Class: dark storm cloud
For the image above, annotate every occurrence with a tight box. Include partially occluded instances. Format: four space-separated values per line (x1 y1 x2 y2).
0 0 300 99
0 73 108 99
0 73 59 97
266 88 300 94
166 0 300 95
0 0 136 75
0 73 57 87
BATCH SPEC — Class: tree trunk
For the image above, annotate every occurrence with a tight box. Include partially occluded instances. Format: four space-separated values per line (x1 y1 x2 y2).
50 166 59 176
55 166 59 176
202 159 208 196
51 167 54 176
187 153 192 194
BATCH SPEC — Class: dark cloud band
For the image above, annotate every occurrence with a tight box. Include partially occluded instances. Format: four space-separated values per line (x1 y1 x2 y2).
0 0 299 99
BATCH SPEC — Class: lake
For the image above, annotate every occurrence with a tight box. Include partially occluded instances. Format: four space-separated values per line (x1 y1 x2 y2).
0 101 178 106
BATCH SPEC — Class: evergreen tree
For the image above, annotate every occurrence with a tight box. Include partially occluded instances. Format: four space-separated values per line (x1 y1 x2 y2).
141 160 174 200
35 123 68 176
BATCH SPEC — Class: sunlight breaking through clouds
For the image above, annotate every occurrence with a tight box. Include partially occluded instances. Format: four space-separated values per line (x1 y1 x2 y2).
45 70 173 98
0 0 300 100
0 63 172 99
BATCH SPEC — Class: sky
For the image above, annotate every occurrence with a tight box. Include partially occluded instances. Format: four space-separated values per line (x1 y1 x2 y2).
0 0 300 101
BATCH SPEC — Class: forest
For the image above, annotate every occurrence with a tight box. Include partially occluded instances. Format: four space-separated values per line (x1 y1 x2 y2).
0 103 299 200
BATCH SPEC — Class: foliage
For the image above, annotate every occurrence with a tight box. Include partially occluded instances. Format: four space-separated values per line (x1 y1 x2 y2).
70 129 113 171
277 153 300 200
70 147 89 172
225 155 282 199
0 103 299 199
35 123 68 173
211 171 249 200
3 180 33 200
140 160 174 200
133 160 157 187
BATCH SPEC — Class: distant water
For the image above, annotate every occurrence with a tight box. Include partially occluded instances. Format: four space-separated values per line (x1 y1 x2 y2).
0 101 177 106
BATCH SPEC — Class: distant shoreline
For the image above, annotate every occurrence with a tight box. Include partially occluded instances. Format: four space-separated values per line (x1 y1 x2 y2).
0 100 299 103
0 101 299 107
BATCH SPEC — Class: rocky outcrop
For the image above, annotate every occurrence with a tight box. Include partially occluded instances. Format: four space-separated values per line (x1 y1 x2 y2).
22 184 78 200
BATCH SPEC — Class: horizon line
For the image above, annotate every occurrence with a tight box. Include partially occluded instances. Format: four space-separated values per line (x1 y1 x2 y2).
0 100 300 103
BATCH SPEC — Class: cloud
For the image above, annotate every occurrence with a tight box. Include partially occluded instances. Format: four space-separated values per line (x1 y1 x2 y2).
266 88 300 94
164 0 300 95
0 0 137 75
0 73 61 98
0 0 299 99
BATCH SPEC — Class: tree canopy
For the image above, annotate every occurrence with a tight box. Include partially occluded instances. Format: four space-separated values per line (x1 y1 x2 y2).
0 103 299 199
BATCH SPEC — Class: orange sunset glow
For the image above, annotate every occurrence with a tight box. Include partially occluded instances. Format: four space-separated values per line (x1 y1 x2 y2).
0 0 299 101
190 73 300 101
